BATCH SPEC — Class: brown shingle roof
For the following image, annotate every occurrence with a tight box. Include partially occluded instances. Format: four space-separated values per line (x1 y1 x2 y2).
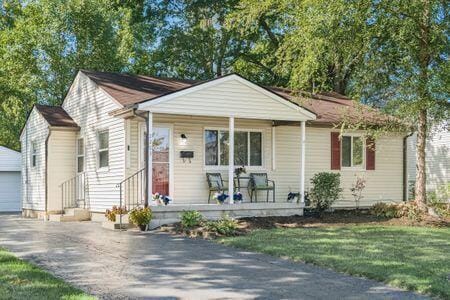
81 70 388 125
35 104 79 128
81 70 199 106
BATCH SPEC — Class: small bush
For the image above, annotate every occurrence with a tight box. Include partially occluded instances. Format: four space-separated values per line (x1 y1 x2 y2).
105 205 127 222
180 210 204 228
309 172 342 214
205 215 238 236
129 206 152 226
370 202 399 218
370 202 424 222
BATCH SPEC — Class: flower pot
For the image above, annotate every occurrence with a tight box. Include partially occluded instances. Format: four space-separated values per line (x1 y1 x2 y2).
138 224 147 231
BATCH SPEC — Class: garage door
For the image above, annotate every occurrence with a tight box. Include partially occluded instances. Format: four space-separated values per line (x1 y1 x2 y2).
0 172 21 211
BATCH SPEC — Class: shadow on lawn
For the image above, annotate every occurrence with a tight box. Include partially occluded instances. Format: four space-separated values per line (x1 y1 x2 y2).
221 226 450 299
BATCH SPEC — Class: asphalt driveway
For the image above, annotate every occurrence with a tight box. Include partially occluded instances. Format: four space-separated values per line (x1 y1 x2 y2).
0 214 428 299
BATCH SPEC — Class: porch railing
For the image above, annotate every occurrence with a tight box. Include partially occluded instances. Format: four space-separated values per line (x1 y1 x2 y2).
117 168 146 211
60 172 87 212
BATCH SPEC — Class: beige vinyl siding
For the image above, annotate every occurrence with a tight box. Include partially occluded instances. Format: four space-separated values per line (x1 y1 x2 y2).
407 130 450 193
135 115 403 206
125 119 140 177
20 108 49 211
47 130 77 212
62 72 125 212
273 127 404 206
149 79 309 121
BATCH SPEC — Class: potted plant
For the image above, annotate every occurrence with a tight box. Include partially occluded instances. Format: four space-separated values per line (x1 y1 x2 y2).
105 206 127 222
213 192 228 204
129 206 152 231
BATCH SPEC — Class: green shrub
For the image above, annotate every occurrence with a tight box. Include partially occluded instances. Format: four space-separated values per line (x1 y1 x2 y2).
205 215 238 236
370 202 399 218
129 207 152 226
180 210 204 228
309 172 342 214
105 205 127 222
370 202 424 222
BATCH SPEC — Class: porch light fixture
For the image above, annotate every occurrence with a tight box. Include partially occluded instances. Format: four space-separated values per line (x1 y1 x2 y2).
180 134 188 145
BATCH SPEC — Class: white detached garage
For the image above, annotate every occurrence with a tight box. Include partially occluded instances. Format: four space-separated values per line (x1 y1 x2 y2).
0 146 21 212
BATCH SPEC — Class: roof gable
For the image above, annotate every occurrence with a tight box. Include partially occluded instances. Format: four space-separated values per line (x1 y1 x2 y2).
138 74 316 121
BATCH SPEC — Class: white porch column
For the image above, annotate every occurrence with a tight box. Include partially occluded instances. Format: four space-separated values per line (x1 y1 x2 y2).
147 111 153 204
300 121 306 203
228 116 235 204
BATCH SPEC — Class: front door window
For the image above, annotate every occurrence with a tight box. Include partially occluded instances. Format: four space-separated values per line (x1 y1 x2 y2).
152 128 170 196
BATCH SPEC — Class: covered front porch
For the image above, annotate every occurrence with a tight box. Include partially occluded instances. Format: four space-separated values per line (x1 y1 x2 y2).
116 74 315 219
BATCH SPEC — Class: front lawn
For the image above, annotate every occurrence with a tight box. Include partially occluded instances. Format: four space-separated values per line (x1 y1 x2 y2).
219 225 450 299
0 248 94 299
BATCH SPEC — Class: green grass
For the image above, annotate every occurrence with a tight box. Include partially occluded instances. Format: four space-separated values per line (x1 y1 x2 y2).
219 226 450 298
0 248 95 300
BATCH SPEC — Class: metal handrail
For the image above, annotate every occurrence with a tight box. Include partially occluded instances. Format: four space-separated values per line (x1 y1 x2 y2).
116 168 146 211
59 172 86 213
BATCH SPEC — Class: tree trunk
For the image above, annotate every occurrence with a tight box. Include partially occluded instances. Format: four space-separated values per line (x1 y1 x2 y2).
415 108 427 207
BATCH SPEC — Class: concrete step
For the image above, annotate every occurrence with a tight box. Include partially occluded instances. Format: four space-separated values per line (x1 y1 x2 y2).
48 208 91 222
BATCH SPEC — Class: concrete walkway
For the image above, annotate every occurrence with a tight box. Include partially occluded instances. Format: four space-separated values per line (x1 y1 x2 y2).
0 214 428 300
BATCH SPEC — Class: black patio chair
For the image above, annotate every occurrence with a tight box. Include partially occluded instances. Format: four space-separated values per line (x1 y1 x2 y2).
248 173 275 203
206 173 233 204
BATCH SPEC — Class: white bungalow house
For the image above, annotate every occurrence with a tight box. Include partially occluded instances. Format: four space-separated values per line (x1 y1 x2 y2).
20 70 408 223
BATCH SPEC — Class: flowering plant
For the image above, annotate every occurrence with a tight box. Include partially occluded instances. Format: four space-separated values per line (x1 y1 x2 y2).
350 176 366 210
233 192 243 202
153 193 172 205
234 166 246 177
105 205 127 222
214 192 228 204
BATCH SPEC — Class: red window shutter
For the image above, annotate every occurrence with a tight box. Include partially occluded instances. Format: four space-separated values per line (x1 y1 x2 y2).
331 132 341 170
366 137 376 170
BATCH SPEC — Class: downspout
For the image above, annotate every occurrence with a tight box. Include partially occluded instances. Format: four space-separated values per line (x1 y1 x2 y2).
403 132 414 202
44 127 51 219
131 107 149 206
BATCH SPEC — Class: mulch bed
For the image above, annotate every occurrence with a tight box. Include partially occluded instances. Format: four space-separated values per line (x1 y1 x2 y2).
237 209 450 230
159 209 449 239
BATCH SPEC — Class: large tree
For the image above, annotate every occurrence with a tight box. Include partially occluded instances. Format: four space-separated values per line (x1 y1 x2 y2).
358 0 449 206
0 0 154 150
148 0 242 79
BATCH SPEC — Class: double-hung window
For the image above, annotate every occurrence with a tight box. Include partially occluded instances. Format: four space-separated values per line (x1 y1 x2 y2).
341 135 364 168
31 141 37 167
205 129 262 167
77 137 85 173
97 130 109 169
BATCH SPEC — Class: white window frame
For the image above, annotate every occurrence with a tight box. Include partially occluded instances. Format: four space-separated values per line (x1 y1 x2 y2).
203 127 265 170
341 133 365 169
31 141 37 168
76 137 85 173
97 129 109 171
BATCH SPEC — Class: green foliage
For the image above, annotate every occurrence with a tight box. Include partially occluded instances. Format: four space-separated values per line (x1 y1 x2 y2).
205 215 239 236
104 205 127 222
180 210 204 228
370 202 399 218
220 226 450 298
370 202 425 222
129 206 152 226
309 172 342 213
